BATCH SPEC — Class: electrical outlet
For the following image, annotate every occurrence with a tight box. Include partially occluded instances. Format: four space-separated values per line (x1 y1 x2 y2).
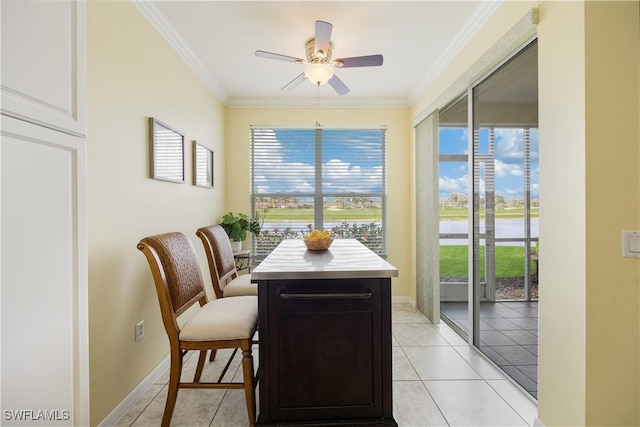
135 320 145 342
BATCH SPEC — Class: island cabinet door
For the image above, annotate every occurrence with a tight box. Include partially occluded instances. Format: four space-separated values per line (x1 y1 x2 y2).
259 277 391 423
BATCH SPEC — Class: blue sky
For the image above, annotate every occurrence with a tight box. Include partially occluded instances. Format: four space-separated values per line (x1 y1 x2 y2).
439 127 539 200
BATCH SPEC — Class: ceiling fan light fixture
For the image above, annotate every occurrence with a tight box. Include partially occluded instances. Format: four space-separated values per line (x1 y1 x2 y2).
304 63 334 85
255 20 383 96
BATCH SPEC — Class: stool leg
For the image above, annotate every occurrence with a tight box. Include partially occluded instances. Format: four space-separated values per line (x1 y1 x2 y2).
194 350 207 382
241 346 256 426
163 350 182 427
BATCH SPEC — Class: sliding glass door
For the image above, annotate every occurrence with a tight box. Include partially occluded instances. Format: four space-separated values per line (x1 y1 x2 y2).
439 40 539 398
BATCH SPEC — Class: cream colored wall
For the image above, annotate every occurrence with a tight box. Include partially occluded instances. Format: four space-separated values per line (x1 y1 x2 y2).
87 2 226 424
411 1 640 425
582 2 639 424
225 108 414 297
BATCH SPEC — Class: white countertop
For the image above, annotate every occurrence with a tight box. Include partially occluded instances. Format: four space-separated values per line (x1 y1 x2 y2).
251 239 398 280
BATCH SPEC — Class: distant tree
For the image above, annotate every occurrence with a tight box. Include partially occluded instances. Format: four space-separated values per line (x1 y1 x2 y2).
274 190 282 208
352 197 367 210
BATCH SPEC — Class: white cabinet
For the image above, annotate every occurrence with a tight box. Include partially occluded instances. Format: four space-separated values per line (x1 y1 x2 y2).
1 1 88 425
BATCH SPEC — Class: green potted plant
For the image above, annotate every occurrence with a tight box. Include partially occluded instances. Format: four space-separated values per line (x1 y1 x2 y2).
220 212 261 251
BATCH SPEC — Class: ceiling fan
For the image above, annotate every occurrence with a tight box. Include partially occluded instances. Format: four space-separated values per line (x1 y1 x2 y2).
255 20 384 96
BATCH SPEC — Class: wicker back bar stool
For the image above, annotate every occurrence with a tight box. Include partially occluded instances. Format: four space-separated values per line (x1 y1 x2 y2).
137 232 258 427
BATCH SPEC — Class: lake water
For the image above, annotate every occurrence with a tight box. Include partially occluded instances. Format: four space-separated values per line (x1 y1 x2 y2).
439 218 539 245
261 218 539 246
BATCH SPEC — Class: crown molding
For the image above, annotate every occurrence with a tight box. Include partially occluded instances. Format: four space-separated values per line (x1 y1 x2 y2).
132 1 229 104
407 0 503 105
226 96 409 109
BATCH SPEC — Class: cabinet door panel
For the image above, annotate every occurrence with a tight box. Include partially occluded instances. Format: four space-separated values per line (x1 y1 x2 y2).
1 116 88 425
1 0 86 136
279 311 374 408
266 279 383 421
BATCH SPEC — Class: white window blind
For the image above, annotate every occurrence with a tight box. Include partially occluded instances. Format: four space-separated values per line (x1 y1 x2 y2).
250 127 387 262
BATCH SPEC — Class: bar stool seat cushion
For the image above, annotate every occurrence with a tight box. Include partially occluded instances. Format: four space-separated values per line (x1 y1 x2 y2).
222 274 257 297
180 295 258 341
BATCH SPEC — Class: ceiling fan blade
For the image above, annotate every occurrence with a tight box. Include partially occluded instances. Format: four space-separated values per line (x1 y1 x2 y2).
334 54 384 68
255 50 304 63
314 20 333 56
282 73 307 91
328 74 349 96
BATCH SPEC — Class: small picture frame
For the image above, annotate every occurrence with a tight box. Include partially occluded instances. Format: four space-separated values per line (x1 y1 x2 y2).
148 117 185 183
193 141 214 188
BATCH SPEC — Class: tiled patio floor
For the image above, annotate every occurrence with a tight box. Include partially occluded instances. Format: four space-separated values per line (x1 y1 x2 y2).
440 301 539 398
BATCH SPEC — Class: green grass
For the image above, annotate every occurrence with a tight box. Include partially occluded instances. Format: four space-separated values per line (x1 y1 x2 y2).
440 245 535 278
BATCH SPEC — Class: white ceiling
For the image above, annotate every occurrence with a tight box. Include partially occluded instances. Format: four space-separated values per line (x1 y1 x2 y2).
135 1 503 108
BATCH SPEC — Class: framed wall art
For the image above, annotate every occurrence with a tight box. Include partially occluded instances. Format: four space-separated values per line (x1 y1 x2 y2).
148 117 185 183
193 141 214 188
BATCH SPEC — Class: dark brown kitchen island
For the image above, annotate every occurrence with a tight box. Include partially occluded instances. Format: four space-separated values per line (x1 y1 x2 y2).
251 239 398 426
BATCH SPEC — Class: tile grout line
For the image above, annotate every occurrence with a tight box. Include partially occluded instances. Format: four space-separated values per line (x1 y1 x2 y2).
128 385 165 427
485 378 536 426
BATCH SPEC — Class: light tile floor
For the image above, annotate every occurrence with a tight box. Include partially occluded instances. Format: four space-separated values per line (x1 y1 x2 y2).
116 303 537 426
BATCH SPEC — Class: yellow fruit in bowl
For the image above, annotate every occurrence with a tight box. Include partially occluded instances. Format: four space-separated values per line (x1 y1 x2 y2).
304 229 332 240
304 229 333 250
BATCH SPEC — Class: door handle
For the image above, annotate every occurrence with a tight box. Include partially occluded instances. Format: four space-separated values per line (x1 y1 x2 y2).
278 288 372 300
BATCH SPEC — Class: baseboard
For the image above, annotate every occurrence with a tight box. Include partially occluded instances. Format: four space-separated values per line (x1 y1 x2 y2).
533 418 545 427
98 355 170 426
392 296 416 306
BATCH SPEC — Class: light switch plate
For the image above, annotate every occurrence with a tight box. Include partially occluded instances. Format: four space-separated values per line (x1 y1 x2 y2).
622 230 640 258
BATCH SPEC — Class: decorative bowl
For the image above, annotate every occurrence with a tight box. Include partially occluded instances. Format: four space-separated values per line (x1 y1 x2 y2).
303 238 333 251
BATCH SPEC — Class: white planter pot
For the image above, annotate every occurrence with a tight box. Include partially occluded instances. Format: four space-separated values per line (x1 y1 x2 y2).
230 240 242 252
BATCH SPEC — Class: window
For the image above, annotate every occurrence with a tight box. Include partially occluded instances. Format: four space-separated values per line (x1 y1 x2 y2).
250 127 387 262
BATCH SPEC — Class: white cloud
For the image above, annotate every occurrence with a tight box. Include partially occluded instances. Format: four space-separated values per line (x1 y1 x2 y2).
530 183 539 197
323 159 382 192
439 174 468 195
494 159 524 178
324 159 352 179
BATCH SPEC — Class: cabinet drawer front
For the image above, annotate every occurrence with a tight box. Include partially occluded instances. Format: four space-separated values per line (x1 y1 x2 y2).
272 280 378 308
